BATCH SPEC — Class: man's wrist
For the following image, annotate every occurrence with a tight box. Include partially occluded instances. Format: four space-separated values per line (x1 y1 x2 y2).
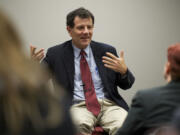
121 69 128 79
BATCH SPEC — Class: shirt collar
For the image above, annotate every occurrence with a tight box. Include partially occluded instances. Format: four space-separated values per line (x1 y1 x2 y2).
72 43 90 58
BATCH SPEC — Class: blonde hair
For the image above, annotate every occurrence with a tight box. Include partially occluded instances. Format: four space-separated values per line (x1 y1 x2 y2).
0 10 63 134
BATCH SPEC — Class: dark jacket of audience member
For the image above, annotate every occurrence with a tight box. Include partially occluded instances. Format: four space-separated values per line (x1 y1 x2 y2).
171 107 180 134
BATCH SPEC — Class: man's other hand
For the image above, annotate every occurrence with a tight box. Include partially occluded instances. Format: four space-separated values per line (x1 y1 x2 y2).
30 45 44 62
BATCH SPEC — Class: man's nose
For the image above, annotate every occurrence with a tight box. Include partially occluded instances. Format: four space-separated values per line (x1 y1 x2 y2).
83 27 89 34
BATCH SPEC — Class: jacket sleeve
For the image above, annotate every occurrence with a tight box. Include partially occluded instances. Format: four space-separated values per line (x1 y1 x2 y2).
111 47 135 90
42 47 54 72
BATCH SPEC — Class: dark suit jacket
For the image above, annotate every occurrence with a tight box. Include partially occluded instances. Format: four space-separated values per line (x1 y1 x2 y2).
116 80 180 135
43 40 135 110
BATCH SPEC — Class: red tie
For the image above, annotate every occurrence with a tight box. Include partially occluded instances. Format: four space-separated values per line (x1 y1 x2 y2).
80 50 101 116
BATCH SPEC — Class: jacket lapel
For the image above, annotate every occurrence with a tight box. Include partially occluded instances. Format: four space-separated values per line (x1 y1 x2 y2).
62 41 74 89
90 42 108 87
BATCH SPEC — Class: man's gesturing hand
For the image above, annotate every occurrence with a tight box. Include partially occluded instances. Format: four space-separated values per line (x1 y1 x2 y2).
102 51 127 75
30 45 44 62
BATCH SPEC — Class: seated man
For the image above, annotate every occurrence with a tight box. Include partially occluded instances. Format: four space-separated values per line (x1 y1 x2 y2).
31 7 135 135
116 43 180 135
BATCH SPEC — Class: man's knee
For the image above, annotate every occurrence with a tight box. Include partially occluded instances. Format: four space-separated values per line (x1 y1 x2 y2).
78 121 94 134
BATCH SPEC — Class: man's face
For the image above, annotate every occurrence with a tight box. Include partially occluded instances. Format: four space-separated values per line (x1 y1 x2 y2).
67 16 93 49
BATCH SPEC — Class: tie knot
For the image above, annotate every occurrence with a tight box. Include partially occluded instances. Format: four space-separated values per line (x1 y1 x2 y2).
80 50 86 57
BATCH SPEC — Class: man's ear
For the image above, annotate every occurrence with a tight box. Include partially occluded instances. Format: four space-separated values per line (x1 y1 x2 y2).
165 62 171 74
164 62 171 82
66 26 71 35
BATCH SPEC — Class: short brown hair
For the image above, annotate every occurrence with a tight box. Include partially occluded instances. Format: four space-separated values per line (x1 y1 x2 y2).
66 7 94 28
168 43 180 80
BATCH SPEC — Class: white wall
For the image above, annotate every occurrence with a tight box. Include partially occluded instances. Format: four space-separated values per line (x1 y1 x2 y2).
1 0 180 105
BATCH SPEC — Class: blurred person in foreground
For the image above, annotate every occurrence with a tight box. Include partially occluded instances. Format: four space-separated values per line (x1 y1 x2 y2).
0 9 76 135
116 43 180 135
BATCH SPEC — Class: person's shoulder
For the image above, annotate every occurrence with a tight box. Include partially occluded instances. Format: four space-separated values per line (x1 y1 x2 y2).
140 83 179 95
130 85 167 110
135 85 167 99
91 40 115 49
